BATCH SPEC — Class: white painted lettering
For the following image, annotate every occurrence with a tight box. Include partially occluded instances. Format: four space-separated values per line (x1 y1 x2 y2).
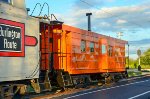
4 38 17 50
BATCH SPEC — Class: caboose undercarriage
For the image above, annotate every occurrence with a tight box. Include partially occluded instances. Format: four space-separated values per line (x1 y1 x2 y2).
0 69 128 98
55 70 128 89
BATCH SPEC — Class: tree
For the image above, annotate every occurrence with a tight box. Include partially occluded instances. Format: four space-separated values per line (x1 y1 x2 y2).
134 63 137 68
140 48 150 66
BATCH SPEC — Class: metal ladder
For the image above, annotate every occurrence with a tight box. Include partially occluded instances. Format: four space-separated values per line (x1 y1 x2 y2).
39 71 52 92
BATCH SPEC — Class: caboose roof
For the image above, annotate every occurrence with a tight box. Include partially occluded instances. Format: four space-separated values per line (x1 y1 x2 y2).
53 24 128 44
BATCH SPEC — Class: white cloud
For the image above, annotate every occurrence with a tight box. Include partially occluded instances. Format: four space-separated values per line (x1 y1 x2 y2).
100 22 111 27
51 0 150 60
54 0 150 42
129 39 150 59
144 12 150 15
116 19 127 24
63 2 150 34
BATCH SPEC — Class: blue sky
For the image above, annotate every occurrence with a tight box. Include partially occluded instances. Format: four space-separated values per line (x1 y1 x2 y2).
25 0 150 59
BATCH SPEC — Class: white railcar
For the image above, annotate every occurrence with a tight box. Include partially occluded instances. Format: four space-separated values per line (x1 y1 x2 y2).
0 0 40 98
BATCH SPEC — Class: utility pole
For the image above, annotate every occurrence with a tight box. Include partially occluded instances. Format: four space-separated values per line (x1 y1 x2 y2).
128 43 130 69
117 32 123 39
137 49 141 71
137 49 141 66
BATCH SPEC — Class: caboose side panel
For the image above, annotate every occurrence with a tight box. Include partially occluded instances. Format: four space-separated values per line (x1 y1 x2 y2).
60 25 101 74
114 40 126 71
60 25 127 75
99 37 127 73
99 38 108 72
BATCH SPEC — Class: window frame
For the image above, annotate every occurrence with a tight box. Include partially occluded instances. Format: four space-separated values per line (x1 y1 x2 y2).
90 42 95 53
108 45 113 57
102 44 106 54
81 40 86 52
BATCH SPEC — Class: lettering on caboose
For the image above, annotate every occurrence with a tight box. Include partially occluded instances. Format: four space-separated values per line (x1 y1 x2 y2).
0 24 21 51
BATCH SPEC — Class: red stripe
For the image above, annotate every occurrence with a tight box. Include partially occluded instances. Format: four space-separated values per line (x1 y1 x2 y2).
25 35 38 46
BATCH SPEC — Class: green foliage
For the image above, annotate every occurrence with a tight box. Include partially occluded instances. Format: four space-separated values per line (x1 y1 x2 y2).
140 48 150 67
125 48 150 69
134 63 137 68
126 58 137 68
143 48 150 55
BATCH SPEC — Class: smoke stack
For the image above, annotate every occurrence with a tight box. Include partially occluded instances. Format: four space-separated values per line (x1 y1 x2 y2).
86 13 92 31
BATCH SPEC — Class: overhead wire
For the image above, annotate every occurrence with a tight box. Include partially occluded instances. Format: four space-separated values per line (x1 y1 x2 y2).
79 0 146 29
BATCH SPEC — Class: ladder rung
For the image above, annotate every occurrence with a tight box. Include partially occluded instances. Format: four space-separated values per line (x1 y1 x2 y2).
64 80 69 82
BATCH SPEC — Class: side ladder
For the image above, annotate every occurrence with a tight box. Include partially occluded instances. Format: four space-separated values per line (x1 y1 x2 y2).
39 71 52 92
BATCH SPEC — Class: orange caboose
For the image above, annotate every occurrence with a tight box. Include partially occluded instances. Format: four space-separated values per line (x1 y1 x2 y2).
39 21 128 87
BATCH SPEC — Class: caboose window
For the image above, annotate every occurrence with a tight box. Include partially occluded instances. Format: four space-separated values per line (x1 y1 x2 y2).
102 45 106 54
90 42 94 52
115 48 121 56
81 40 86 52
108 46 113 56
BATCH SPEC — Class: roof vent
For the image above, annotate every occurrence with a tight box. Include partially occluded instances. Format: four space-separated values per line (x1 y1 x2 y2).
86 13 92 31
11 0 26 10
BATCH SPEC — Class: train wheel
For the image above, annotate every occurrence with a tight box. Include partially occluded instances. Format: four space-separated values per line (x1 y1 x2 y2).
114 75 120 82
105 75 114 84
84 76 91 84
72 75 89 88
122 72 128 79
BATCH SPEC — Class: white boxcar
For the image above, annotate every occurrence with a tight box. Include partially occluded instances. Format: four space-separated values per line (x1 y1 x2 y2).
0 1 39 82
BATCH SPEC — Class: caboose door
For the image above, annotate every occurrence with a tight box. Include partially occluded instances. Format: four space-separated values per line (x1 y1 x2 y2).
40 23 53 71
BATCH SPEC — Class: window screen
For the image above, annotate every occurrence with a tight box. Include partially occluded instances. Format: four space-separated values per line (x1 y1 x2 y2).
90 42 94 52
115 48 121 56
108 46 113 56
81 40 86 52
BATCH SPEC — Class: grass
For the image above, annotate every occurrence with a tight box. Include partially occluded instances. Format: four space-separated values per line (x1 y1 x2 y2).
127 70 142 77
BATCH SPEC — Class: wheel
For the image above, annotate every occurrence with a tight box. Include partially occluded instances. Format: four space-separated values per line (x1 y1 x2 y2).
105 76 111 84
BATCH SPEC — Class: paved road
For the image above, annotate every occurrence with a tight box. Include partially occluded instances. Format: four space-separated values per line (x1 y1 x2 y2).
54 76 150 99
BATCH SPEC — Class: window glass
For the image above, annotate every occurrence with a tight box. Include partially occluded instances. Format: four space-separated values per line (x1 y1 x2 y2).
81 40 86 52
108 46 113 56
90 42 94 52
102 45 106 54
